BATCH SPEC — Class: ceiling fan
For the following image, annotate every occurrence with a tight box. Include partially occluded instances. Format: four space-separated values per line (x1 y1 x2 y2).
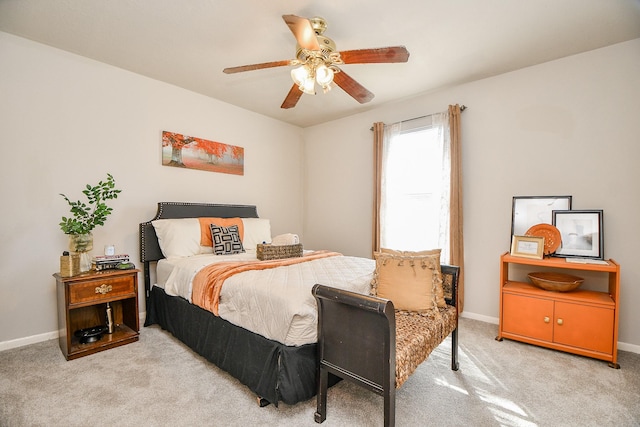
223 14 410 109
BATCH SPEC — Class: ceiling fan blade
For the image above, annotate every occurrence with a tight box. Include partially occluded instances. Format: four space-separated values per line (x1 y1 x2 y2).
282 14 321 51
223 59 291 74
339 46 410 64
281 84 304 109
333 69 375 104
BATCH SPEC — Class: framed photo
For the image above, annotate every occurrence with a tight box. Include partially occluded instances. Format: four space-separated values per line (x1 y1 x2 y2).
510 235 545 259
511 196 572 237
552 210 604 259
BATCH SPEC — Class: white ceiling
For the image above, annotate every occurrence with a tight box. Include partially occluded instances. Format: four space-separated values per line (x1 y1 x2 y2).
1 0 639 127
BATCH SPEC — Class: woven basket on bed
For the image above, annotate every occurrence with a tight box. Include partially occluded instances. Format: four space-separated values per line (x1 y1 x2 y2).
256 243 303 260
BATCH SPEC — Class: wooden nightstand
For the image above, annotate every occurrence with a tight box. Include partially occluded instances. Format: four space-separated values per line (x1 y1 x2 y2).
54 269 140 360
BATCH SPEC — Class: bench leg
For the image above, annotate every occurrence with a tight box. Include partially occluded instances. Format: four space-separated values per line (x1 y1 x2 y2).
451 327 459 371
314 366 328 423
384 386 396 427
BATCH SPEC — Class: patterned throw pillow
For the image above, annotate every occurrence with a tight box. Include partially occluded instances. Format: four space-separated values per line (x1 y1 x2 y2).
210 224 245 255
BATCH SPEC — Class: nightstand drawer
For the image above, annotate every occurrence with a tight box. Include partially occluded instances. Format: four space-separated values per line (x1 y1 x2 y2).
69 275 135 305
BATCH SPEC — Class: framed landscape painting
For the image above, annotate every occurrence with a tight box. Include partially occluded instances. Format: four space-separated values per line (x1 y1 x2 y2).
162 131 244 175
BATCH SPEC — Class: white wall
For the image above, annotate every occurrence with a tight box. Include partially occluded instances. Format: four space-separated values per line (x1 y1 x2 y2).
303 39 640 350
2 30 639 353
0 32 304 346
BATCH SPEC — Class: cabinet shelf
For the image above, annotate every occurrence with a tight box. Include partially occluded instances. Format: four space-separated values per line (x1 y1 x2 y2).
68 324 138 357
501 253 618 272
497 253 620 368
503 281 615 306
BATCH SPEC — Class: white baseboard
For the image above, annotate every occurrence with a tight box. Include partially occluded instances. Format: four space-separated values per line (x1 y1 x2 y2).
0 330 59 352
0 311 147 352
1 311 638 355
618 341 640 354
460 311 499 324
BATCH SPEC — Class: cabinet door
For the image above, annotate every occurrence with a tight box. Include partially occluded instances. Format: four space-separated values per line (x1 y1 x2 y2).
553 301 614 354
502 293 554 342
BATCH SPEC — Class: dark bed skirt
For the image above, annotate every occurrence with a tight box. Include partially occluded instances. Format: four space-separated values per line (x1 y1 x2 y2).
144 286 320 406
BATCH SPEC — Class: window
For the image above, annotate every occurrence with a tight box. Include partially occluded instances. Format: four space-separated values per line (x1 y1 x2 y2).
379 113 451 262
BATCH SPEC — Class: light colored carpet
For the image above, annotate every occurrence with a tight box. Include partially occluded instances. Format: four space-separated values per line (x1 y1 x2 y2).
1 318 639 426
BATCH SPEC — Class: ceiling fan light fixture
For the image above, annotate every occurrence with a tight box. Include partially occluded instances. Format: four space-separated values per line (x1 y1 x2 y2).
300 76 316 95
315 64 334 86
291 62 334 95
291 65 310 87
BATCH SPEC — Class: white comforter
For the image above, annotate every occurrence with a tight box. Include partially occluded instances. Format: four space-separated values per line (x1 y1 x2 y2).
156 253 375 346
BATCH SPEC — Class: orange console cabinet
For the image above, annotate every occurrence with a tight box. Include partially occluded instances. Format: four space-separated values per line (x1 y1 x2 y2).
497 253 620 368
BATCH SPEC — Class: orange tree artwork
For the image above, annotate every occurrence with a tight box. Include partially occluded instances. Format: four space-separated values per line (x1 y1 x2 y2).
162 131 244 175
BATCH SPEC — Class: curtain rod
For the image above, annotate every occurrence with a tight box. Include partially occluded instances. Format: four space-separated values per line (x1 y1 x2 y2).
370 105 466 131
403 105 466 125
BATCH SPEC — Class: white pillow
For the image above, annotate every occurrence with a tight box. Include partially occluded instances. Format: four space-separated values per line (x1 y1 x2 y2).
151 218 201 258
241 218 272 253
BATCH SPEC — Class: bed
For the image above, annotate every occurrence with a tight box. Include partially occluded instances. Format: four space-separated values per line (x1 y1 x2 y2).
140 202 375 406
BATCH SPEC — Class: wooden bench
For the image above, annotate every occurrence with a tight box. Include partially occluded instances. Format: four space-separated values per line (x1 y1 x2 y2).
312 265 460 427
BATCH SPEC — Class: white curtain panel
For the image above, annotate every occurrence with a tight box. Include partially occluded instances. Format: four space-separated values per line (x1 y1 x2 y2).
380 111 451 263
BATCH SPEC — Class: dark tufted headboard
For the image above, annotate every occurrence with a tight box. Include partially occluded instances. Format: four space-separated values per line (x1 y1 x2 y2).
139 202 259 300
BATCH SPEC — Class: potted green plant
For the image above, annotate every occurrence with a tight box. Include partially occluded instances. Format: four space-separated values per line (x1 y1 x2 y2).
59 173 121 270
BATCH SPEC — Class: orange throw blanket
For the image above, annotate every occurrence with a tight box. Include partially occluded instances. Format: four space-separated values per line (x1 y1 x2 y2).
191 250 341 315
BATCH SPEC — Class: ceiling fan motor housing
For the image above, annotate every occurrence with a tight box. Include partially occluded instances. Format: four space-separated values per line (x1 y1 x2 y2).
294 16 337 61
296 35 337 61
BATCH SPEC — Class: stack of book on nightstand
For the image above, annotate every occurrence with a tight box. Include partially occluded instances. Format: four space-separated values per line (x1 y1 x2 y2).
92 254 130 271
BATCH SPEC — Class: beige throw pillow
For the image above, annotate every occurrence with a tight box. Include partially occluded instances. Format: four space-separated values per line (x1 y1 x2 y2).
373 249 446 310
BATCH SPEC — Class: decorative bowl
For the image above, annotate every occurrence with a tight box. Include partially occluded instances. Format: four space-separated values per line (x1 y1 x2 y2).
528 272 584 292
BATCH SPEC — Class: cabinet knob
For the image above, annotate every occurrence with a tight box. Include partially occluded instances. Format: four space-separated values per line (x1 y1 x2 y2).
544 316 550 323
95 284 113 295
557 318 564 326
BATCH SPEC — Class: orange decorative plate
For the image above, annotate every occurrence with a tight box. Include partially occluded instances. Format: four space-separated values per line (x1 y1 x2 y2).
525 223 561 255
